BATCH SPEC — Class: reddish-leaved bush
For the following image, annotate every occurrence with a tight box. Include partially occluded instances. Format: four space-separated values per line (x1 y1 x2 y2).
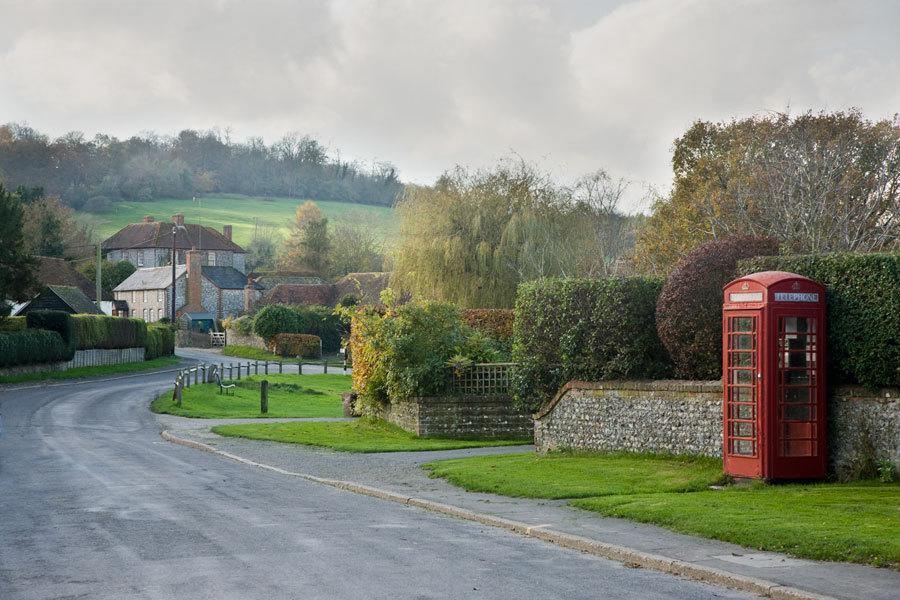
656 236 779 380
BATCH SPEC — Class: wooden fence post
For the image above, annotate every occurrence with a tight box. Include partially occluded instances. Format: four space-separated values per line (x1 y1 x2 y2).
254 361 259 375
298 359 303 375
279 361 283 374
174 379 183 407
260 380 268 414
264 361 269 375
236 363 241 380
323 361 328 374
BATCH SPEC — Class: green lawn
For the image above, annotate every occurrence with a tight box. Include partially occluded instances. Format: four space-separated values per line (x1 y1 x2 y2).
76 194 397 246
151 374 348 418
0 356 180 384
574 482 900 568
423 452 725 499
221 345 283 361
212 418 531 452
424 450 900 567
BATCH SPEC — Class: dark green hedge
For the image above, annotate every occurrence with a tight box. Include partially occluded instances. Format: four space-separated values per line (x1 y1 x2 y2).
0 329 69 367
253 304 343 353
26 311 76 360
72 315 148 350
145 325 175 360
512 277 672 411
738 253 899 389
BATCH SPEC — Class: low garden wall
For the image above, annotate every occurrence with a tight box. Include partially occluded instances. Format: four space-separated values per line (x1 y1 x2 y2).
0 347 146 377
374 394 533 439
533 380 899 474
225 332 267 350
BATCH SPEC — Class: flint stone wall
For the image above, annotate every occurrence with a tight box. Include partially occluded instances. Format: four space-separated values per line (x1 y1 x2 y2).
373 394 533 439
534 380 899 473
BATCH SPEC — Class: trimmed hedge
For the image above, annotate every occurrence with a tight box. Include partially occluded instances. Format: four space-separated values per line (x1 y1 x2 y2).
252 304 343 353
26 311 76 360
270 333 322 358
656 236 779 379
512 278 672 411
0 316 26 332
72 315 148 350
738 252 899 388
145 325 176 360
0 329 69 367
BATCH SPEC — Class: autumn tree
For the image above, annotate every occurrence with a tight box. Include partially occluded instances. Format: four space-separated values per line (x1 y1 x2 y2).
21 196 94 259
632 110 900 274
279 201 331 276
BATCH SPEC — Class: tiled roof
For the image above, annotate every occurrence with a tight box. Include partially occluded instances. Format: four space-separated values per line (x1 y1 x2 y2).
102 222 245 253
114 266 186 292
258 283 334 306
202 266 262 290
250 272 326 290
32 256 96 300
48 285 103 314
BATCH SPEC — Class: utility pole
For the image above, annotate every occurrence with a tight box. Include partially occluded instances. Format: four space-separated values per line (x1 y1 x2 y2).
95 244 103 312
171 225 177 323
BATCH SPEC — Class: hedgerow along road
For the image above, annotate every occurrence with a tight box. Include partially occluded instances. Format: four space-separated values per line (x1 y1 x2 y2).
0 367 755 599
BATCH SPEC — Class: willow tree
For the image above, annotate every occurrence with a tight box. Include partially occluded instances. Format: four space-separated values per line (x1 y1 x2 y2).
391 161 617 308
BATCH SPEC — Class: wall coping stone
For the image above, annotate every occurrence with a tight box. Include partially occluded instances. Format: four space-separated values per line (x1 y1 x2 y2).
533 379 721 420
534 379 899 420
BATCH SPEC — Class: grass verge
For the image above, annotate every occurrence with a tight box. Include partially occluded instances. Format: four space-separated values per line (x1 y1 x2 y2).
212 418 531 452
573 481 900 568
151 374 348 418
424 450 900 567
423 452 724 499
0 356 180 384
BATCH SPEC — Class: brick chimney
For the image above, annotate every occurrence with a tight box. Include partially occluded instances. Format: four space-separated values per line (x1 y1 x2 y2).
244 276 257 312
172 213 185 226
185 247 203 310
142 215 155 223
223 225 232 240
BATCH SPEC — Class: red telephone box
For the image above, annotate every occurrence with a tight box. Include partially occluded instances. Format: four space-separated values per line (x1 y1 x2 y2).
722 271 827 480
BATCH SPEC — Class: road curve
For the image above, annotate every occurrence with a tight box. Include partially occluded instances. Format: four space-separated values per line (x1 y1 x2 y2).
0 369 754 599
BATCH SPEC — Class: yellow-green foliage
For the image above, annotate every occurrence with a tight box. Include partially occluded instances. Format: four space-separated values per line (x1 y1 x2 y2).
0 316 26 332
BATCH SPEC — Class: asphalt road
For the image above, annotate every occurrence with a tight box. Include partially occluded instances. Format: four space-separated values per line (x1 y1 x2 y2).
0 369 754 599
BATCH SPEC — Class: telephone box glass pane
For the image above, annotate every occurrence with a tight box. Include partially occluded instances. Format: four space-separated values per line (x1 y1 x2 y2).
731 440 754 455
733 370 753 385
732 317 754 332
731 352 753 367
730 422 754 437
730 387 753 403
729 404 753 420
784 387 810 403
731 334 753 350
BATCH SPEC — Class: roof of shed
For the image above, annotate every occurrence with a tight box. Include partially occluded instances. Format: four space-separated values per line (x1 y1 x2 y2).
47 285 103 314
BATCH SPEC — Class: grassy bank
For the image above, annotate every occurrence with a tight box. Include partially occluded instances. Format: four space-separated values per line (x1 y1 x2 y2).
575 481 900 567
0 356 180 384
221 345 282 362
424 451 900 567
151 374 348 418
422 452 724 499
77 194 397 246
213 418 530 452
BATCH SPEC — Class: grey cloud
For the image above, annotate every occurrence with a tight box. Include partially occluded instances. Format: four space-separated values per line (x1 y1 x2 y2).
0 0 897 211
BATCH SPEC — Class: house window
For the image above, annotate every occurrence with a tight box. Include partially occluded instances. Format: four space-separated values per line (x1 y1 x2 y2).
132 291 137 303
137 250 145 267
157 289 164 302
158 308 163 321
143 290 148 302
142 308 148 321
208 252 216 266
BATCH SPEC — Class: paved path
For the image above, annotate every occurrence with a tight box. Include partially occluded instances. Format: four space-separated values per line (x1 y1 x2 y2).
164 415 900 600
0 367 754 599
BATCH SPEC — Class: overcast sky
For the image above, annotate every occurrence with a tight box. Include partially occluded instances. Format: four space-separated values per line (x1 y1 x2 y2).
1 0 898 211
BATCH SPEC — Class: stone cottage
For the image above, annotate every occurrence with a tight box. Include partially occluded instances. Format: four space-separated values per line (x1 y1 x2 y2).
113 248 262 328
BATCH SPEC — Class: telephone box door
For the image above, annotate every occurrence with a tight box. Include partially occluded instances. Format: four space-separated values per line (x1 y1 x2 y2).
723 312 763 478
770 310 826 478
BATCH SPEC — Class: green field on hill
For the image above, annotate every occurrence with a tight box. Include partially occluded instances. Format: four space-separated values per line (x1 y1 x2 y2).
77 194 398 247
